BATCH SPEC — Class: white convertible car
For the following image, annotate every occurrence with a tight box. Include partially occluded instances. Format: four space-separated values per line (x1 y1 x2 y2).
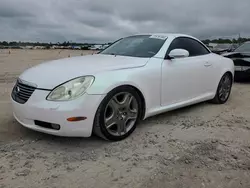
11 33 234 141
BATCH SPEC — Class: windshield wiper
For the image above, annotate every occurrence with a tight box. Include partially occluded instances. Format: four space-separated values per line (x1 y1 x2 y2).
104 53 117 56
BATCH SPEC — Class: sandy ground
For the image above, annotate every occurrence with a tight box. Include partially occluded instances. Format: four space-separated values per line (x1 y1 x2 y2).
1 49 250 188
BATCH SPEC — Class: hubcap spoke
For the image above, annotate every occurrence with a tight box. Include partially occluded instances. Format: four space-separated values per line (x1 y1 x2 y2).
220 92 226 100
105 115 116 129
117 120 126 135
121 93 132 108
219 87 223 95
127 109 138 120
225 77 230 85
128 95 134 106
109 97 120 111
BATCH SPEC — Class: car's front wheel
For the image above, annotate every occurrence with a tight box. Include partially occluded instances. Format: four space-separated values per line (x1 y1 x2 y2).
93 86 142 141
211 72 233 104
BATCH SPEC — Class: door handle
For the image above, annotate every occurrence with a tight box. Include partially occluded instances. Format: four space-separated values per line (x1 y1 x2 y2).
204 62 212 67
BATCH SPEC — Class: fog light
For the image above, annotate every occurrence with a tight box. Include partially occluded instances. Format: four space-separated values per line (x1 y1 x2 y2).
51 123 60 130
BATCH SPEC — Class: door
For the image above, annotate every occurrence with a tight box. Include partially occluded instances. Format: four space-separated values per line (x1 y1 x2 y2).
161 37 212 106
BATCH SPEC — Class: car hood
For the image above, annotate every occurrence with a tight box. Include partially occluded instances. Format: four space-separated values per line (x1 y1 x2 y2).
222 51 250 57
19 54 149 89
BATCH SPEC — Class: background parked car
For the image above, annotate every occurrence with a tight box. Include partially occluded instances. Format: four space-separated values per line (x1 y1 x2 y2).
222 41 250 81
211 43 236 54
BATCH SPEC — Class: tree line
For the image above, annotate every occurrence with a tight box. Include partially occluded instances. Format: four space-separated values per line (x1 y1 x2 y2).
0 41 112 47
202 38 250 44
0 37 250 47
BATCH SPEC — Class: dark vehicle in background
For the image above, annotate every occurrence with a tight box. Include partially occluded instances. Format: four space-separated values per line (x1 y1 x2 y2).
212 43 238 54
230 44 240 51
222 41 250 81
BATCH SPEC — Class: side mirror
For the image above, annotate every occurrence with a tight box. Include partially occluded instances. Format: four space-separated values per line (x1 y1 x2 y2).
168 49 189 59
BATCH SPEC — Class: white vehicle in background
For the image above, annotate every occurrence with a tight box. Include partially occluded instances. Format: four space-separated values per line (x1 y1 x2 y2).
11 33 234 141
89 44 103 50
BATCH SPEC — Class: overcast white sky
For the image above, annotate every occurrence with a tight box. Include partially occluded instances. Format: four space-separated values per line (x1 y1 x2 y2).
0 0 249 43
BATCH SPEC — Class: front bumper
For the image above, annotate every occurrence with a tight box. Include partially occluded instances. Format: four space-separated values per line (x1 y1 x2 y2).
11 89 105 137
234 70 250 80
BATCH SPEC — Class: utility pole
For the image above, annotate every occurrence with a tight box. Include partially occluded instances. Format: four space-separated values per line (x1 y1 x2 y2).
238 33 241 45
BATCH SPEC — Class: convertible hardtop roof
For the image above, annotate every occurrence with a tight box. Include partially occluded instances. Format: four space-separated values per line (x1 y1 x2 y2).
130 33 195 39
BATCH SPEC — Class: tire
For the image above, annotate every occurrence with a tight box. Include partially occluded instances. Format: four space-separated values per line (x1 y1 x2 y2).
93 86 143 141
211 72 233 104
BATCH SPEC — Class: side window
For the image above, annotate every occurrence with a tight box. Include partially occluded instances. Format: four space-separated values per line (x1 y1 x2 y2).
167 38 183 54
167 37 210 57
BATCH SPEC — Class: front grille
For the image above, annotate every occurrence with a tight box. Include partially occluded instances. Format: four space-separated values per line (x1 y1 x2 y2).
11 79 36 104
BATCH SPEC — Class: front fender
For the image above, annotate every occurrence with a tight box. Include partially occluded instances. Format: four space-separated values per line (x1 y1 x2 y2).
86 69 147 95
86 61 162 117
88 78 146 96
218 58 235 84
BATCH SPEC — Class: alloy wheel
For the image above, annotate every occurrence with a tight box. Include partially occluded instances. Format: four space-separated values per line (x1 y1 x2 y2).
218 74 232 102
104 92 139 136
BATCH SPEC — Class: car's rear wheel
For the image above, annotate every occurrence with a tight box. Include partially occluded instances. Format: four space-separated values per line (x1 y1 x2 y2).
93 86 142 141
211 72 233 104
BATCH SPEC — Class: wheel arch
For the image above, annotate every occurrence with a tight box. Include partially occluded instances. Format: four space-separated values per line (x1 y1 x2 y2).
94 82 147 120
226 71 234 81
103 84 147 120
126 85 146 120
219 70 234 83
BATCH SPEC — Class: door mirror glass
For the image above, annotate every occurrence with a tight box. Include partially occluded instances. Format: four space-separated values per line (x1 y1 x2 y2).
168 49 189 59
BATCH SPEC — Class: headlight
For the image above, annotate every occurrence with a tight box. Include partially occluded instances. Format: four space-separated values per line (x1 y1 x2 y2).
234 66 242 71
242 66 250 71
234 66 250 71
46 76 94 101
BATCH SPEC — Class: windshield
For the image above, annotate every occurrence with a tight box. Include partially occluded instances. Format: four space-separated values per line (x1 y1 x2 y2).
99 35 167 58
234 42 250 52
